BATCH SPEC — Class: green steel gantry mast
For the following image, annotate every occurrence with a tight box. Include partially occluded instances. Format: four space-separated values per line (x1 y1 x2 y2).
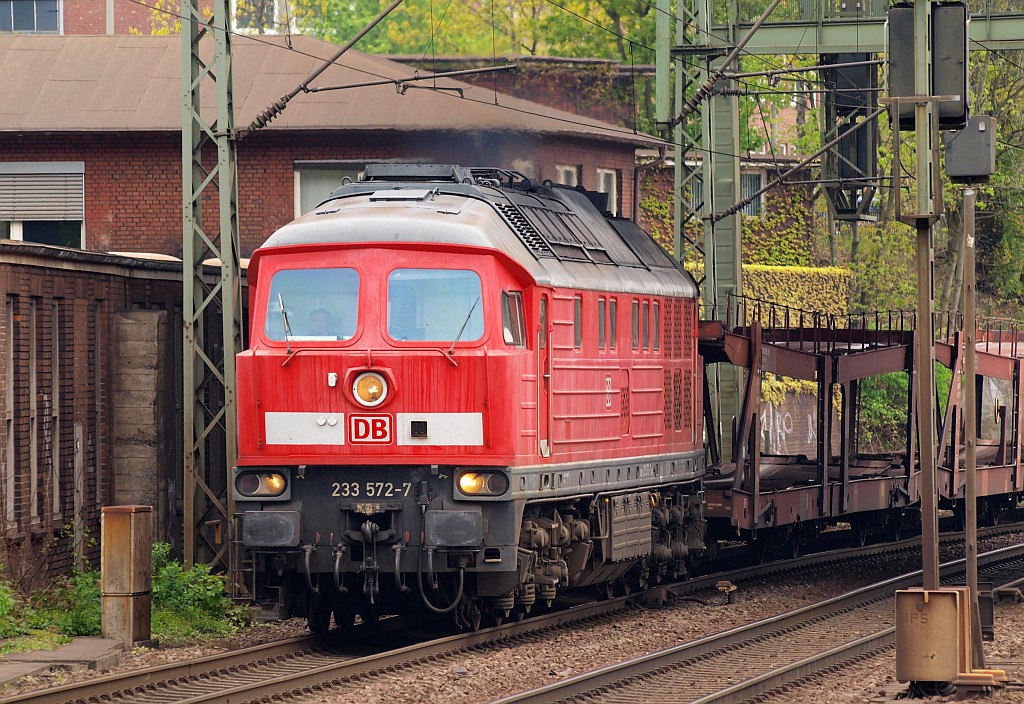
181 0 242 573
658 0 1024 463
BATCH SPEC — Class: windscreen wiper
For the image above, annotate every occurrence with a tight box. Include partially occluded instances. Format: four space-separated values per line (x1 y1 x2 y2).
448 296 481 355
278 293 293 354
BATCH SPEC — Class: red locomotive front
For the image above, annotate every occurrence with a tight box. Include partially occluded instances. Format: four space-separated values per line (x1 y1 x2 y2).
235 165 705 629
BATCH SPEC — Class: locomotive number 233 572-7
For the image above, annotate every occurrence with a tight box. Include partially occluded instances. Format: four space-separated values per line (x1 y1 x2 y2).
331 482 413 498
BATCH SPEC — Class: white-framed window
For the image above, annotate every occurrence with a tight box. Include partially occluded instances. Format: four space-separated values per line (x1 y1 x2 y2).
0 162 84 248
693 171 763 218
233 0 290 33
555 164 579 187
596 168 619 216
294 162 366 217
0 0 60 33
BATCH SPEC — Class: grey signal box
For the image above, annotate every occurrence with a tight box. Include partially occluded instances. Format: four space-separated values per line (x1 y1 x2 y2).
945 116 996 183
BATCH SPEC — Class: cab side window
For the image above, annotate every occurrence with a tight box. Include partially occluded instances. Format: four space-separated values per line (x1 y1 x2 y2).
501 291 527 347
631 300 639 350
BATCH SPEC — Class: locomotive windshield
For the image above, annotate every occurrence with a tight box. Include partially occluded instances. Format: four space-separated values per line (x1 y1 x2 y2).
387 269 484 342
265 268 359 341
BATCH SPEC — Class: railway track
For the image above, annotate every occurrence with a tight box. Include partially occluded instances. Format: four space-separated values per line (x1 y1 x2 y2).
3 524 1020 704
490 542 1024 704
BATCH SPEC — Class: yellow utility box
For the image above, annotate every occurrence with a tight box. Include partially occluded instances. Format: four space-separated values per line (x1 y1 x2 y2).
896 588 960 682
101 505 153 647
896 587 1006 690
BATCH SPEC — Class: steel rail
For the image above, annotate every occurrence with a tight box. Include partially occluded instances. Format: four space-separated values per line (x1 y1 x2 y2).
5 523 1022 704
489 542 1024 704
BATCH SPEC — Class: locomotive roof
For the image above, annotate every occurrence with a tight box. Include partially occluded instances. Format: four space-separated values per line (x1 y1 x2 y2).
257 165 697 298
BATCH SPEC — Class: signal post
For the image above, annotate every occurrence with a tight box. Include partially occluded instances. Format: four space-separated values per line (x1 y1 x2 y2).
889 2 1004 695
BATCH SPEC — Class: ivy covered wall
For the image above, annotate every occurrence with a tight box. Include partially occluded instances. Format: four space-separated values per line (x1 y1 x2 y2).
639 162 818 268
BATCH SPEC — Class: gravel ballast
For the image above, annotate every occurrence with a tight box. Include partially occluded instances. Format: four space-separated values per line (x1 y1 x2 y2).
2 535 1024 703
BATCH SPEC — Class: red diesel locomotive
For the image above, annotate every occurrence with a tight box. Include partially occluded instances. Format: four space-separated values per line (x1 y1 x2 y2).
235 164 707 629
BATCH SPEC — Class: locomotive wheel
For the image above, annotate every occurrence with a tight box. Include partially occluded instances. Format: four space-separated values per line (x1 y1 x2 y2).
332 604 357 630
951 504 966 532
597 582 615 601
629 565 650 593
458 602 483 631
306 594 333 634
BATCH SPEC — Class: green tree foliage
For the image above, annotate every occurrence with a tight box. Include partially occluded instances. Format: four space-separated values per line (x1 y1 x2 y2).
292 0 656 62
971 48 1024 308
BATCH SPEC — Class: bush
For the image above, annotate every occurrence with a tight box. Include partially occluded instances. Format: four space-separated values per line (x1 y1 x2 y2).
150 543 249 644
45 568 102 636
0 546 249 650
0 571 21 639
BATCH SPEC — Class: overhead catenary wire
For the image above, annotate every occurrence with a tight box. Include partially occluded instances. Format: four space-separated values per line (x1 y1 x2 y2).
123 0 896 182
712 106 885 222
237 0 406 138
303 64 518 94
127 0 804 147
669 0 785 129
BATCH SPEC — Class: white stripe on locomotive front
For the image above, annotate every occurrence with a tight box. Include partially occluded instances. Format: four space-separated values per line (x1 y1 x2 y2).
263 411 484 446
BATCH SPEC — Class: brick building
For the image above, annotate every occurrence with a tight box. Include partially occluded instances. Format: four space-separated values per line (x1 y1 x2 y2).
391 55 656 135
0 33 659 258
0 31 660 579
0 243 184 585
4 0 210 35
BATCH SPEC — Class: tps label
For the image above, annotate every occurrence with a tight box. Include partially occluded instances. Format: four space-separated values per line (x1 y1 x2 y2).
349 414 392 444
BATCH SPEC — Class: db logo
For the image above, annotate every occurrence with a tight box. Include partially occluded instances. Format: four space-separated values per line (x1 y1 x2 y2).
349 414 392 444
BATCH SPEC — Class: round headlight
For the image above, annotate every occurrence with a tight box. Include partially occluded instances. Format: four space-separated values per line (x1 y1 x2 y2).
353 372 388 407
485 473 510 494
457 471 509 496
263 473 287 496
236 473 261 496
459 473 485 494
236 471 288 498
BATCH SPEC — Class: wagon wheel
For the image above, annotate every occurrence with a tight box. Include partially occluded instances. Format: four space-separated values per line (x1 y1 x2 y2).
852 518 870 548
597 581 615 601
985 498 1002 527
784 533 801 559
951 504 966 533
888 511 906 540
747 537 768 565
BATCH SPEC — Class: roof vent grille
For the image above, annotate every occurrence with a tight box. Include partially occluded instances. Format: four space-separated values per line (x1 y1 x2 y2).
494 203 555 258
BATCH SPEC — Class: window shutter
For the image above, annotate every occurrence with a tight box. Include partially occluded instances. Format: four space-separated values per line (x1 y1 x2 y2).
741 172 763 216
0 164 84 221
